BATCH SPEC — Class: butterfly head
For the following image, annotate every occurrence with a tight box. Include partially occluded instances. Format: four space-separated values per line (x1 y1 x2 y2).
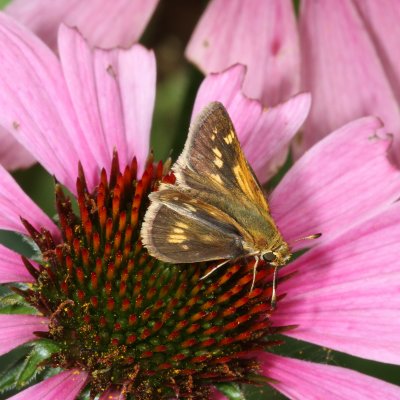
261 241 291 267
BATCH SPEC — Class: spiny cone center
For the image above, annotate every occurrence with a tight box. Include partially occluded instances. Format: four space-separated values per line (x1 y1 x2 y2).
18 153 283 399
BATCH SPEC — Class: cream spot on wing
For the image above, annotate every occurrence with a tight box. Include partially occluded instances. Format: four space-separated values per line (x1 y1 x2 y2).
211 134 216 141
233 163 252 195
211 173 223 184
185 204 197 212
176 222 189 229
168 234 186 243
173 228 184 234
182 244 189 250
223 130 235 144
214 158 223 168
212 147 222 158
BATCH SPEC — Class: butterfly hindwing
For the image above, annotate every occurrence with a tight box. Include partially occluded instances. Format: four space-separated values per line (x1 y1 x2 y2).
141 186 245 263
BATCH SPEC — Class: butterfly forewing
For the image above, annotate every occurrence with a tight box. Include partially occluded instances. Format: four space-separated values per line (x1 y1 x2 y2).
175 102 271 217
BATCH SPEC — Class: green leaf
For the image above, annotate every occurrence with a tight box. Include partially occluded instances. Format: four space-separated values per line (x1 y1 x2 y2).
0 0 10 9
0 288 37 315
216 383 246 400
77 386 91 400
0 340 60 395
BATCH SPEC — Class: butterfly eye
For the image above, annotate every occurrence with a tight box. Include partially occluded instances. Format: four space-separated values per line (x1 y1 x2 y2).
263 252 276 262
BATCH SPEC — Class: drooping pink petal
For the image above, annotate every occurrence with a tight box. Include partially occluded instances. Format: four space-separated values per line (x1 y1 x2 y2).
5 0 159 50
271 117 400 247
0 314 49 356
260 353 400 399
0 13 96 192
0 15 155 192
0 244 35 283
58 25 155 177
298 0 400 156
272 202 400 364
9 369 88 400
353 0 400 104
0 125 36 170
0 165 58 236
186 0 300 106
193 65 310 182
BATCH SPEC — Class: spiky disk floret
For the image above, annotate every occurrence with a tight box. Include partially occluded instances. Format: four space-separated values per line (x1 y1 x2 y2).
16 152 289 400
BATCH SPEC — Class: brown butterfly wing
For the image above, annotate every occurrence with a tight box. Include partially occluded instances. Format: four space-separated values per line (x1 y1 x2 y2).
141 102 284 263
174 102 271 217
141 186 245 263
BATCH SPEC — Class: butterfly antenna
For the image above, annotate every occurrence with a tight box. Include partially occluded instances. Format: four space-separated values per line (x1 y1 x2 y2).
200 259 230 280
270 266 278 310
293 233 322 243
250 256 259 293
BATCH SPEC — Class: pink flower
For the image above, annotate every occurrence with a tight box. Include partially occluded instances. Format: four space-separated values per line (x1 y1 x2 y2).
5 0 159 50
0 0 159 171
186 0 300 107
298 0 400 160
186 0 400 163
0 12 399 400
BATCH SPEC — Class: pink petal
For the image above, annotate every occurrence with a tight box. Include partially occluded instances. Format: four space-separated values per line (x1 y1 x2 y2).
59 25 155 178
9 369 88 400
5 0 159 50
0 125 36 170
260 353 400 399
0 15 154 192
186 0 300 105
353 0 400 104
0 165 58 236
193 65 310 183
0 314 49 356
298 0 400 155
0 244 34 283
0 13 97 192
114 42 156 175
243 93 311 183
271 117 400 247
272 202 400 364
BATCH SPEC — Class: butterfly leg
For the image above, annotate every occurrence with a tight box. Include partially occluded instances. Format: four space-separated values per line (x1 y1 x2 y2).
250 256 259 293
271 266 278 310
200 259 230 280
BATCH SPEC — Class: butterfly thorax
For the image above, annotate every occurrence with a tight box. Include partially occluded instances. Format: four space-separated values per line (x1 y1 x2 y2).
241 215 291 265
